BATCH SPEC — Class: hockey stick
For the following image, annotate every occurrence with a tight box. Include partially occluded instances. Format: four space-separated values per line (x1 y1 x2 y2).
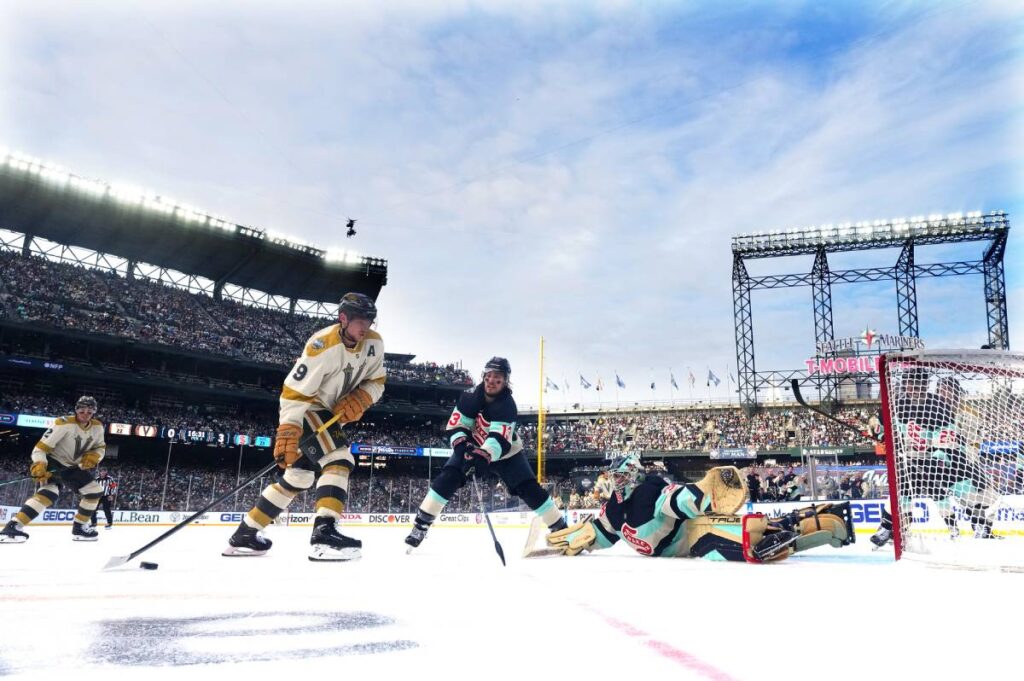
469 471 506 566
1 466 62 488
790 379 882 444
102 414 345 570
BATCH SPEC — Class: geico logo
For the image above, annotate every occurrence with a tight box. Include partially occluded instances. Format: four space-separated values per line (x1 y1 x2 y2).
43 510 76 521
912 501 930 523
220 513 245 522
849 502 884 524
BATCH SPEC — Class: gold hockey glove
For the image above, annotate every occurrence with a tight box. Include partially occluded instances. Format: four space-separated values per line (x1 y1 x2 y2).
30 461 51 483
274 423 302 469
695 466 748 514
546 521 598 556
79 452 102 469
332 388 374 423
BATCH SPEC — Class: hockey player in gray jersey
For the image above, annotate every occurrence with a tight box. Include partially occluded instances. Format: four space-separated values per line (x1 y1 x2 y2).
1 396 107 543
223 292 385 561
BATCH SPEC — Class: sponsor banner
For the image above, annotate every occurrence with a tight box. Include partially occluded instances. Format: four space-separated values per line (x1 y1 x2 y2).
566 510 598 525
710 447 757 460
16 414 56 429
423 447 454 459
350 443 424 456
980 441 1023 456
749 496 1024 535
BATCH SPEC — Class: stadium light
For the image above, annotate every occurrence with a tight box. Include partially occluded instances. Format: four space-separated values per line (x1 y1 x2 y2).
2 147 391 265
733 211 1008 254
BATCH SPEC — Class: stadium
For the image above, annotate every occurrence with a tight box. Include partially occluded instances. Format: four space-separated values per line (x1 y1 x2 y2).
1 4 1022 681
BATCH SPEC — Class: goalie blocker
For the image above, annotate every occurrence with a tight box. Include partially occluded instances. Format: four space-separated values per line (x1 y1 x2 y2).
540 501 855 563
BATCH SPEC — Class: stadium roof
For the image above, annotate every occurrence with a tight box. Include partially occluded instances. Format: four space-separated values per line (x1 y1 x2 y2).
0 151 387 303
732 212 1008 258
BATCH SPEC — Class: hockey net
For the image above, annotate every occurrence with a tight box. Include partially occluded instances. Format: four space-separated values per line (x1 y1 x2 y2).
880 350 1024 570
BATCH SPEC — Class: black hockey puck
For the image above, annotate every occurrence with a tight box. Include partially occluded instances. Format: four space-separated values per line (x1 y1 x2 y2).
140 561 159 570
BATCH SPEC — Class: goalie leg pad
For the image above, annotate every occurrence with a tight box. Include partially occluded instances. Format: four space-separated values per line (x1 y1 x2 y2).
793 501 855 549
694 466 748 515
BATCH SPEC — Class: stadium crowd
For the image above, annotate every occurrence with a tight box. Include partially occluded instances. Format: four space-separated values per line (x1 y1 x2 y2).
0 249 474 386
519 405 878 453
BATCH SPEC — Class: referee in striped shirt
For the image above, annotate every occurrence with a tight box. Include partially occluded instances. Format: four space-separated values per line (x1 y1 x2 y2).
89 469 117 529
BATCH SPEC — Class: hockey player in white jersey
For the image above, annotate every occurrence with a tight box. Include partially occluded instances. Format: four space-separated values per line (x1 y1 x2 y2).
223 292 385 561
1 396 106 543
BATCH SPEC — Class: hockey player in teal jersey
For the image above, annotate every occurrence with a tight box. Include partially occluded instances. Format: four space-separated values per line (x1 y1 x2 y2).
543 454 855 563
405 357 566 551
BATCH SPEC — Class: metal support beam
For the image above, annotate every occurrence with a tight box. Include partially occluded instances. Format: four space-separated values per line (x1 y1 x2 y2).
810 249 837 408
732 254 757 412
895 240 918 339
984 231 1009 349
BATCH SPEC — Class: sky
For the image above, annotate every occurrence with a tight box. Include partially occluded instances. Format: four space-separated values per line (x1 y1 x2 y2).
1 0 1022 408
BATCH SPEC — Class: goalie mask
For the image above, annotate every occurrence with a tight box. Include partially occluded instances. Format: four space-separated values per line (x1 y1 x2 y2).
608 453 644 502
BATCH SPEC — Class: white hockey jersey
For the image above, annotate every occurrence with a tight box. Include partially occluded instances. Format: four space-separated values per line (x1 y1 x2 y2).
279 323 386 426
31 416 106 468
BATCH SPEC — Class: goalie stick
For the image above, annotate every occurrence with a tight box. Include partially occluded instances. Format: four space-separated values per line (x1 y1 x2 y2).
790 379 882 444
103 413 346 570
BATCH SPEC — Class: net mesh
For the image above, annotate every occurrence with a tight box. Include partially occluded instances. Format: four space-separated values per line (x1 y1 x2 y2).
881 350 1024 569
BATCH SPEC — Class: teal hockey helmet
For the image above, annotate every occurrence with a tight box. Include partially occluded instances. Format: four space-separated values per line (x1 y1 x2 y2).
607 452 644 501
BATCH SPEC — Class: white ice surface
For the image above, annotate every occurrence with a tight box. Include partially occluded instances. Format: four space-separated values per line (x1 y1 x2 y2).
1 524 1021 681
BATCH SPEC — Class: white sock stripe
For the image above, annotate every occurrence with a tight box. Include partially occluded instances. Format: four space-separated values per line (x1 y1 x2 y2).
317 472 349 489
26 498 47 514
264 485 294 507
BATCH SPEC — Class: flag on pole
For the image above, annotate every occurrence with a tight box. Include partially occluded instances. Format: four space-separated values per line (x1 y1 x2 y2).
580 374 592 389
616 372 626 389
650 381 655 390
564 377 570 391
596 377 604 391
688 369 696 388
707 369 721 387
545 377 559 391
670 372 679 389
728 372 736 385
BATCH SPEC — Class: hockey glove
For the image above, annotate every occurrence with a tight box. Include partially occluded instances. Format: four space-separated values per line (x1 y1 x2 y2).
274 423 302 469
547 521 598 556
332 388 373 424
462 447 491 476
30 461 51 484
79 452 102 470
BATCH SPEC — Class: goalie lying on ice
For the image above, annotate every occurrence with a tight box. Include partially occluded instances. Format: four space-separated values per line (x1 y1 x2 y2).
539 455 854 562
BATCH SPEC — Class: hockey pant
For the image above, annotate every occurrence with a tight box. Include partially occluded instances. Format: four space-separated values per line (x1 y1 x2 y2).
13 463 102 527
418 450 562 529
243 409 354 531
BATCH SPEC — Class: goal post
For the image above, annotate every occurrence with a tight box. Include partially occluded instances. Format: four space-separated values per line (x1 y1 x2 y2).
880 349 1024 569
